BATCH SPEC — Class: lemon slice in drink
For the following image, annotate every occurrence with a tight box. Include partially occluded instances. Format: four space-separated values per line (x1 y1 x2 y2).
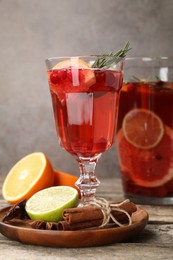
25 186 78 222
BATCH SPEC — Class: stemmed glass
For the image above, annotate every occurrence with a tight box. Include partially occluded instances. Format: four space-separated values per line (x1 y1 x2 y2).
45 56 124 205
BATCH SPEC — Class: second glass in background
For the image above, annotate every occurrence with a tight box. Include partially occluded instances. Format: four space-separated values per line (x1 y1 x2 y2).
116 57 173 205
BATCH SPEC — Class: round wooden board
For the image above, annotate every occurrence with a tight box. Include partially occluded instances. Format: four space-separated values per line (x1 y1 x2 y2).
0 206 148 247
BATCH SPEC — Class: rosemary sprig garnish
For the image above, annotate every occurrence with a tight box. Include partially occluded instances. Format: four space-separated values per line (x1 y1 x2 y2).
91 42 131 69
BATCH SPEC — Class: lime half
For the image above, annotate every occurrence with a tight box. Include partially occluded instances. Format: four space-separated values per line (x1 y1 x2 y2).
25 186 78 222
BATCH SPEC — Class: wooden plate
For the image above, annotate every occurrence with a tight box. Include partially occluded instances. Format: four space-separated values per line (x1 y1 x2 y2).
0 206 148 247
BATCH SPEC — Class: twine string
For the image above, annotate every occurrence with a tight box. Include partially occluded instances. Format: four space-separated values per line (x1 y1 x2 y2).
89 198 132 228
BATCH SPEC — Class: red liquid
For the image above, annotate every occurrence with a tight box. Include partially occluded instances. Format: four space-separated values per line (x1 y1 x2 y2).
117 82 173 198
48 68 123 158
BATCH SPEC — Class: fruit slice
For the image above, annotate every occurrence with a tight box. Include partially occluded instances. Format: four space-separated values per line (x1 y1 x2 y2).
54 170 80 198
25 186 78 222
54 170 78 188
53 59 90 70
51 59 96 90
116 126 173 187
2 153 54 204
122 108 164 149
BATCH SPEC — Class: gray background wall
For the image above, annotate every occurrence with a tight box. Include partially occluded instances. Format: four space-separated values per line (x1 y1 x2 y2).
0 0 173 177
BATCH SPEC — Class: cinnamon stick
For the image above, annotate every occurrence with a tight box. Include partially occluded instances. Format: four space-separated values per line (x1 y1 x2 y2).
4 217 60 230
58 218 103 231
2 199 137 231
58 201 137 230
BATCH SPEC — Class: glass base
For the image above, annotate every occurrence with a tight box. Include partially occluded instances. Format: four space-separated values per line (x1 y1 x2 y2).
125 193 173 205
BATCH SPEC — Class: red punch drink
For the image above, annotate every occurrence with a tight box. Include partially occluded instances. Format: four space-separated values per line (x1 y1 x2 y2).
48 66 122 158
116 57 173 205
46 52 126 205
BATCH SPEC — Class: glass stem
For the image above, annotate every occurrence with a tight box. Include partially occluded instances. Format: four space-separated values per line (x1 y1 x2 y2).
75 155 101 205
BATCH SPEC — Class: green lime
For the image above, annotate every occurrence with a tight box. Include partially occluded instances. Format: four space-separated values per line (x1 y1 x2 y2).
25 186 79 222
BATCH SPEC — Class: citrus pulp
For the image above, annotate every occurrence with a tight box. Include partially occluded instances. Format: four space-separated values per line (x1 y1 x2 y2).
25 186 78 222
2 152 54 204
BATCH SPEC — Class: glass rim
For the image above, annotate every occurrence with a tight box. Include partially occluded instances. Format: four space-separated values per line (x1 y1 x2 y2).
125 56 170 61
45 55 125 71
45 55 125 63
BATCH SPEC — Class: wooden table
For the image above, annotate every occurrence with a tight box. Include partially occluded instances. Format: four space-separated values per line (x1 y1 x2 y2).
0 176 173 259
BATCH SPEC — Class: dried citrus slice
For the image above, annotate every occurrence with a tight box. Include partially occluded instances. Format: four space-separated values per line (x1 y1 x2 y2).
25 186 79 222
2 153 54 204
122 108 164 149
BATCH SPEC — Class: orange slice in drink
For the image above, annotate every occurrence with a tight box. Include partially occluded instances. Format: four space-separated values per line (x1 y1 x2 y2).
53 59 91 70
122 108 165 149
2 153 54 204
116 126 173 187
52 59 96 89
